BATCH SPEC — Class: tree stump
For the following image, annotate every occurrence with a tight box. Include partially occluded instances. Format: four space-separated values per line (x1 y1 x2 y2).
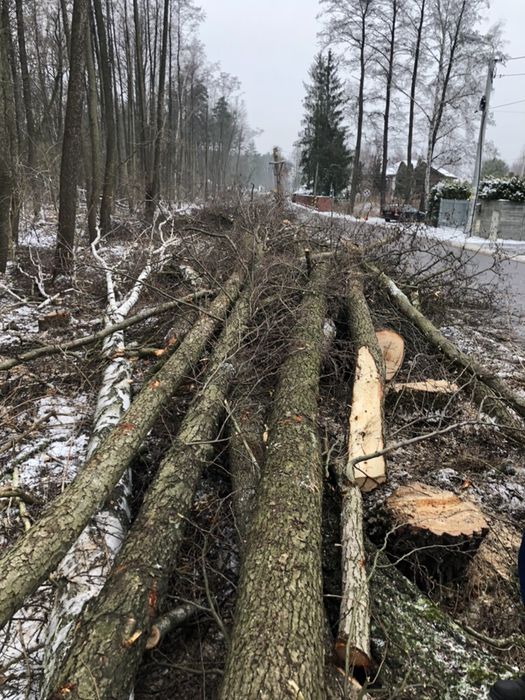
381 482 489 585
38 309 70 331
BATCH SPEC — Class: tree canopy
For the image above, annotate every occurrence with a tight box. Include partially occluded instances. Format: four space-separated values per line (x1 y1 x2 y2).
299 50 351 197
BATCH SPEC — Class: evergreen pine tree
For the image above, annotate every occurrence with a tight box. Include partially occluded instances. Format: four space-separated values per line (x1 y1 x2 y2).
299 51 351 197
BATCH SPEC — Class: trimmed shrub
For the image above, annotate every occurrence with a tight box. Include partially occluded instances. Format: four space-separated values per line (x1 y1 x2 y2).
478 176 525 203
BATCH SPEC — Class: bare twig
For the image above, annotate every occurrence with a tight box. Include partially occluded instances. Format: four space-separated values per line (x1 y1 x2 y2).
0 289 213 371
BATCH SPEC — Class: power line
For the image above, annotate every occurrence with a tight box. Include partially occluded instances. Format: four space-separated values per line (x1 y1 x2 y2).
498 72 525 77
507 55 525 61
491 98 525 110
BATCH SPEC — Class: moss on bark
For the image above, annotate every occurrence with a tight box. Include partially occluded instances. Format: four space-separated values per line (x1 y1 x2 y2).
369 545 507 699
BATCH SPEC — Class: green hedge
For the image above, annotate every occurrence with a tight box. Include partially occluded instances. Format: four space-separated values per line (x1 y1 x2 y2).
478 176 525 203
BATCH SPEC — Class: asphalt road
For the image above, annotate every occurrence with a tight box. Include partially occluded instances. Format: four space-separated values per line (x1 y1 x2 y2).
449 244 525 339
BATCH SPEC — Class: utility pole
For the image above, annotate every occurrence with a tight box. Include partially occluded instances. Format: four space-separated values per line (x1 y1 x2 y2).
465 56 496 234
270 146 286 207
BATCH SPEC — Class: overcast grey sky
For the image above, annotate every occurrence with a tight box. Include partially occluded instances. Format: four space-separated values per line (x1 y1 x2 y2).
198 0 525 166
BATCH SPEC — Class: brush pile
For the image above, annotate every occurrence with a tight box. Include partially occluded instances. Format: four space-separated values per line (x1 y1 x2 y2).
0 201 524 699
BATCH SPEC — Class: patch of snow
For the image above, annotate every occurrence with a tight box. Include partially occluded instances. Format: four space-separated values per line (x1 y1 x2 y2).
7 395 89 494
422 224 525 258
18 226 55 249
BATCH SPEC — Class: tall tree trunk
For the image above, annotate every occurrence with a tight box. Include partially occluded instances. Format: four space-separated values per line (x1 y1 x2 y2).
349 17 366 214
15 0 39 215
92 0 117 234
85 17 101 243
47 282 255 700
379 0 398 211
406 0 425 202
133 0 148 186
3 0 23 157
0 0 14 272
145 0 169 221
54 0 88 274
221 262 329 699
424 0 467 209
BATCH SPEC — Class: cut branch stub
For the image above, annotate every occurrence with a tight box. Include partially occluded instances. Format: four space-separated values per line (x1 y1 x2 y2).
383 481 489 584
348 346 385 492
375 329 404 381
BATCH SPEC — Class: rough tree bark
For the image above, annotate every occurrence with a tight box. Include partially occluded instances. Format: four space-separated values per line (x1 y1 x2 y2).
85 17 101 243
144 0 169 221
15 0 39 215
220 262 329 700
369 543 505 699
47 284 254 699
0 269 244 628
227 392 266 548
55 0 88 274
0 0 14 274
92 0 117 235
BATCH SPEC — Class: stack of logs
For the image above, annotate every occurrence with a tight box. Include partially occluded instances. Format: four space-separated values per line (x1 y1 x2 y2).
0 232 523 700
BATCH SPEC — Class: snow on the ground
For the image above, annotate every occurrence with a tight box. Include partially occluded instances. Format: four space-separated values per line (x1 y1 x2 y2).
0 393 89 700
0 394 89 518
18 224 56 249
422 223 525 257
18 395 89 493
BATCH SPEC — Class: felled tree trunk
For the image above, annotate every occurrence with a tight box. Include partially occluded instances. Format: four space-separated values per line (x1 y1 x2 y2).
336 278 385 676
41 244 158 691
369 543 503 699
220 262 329 700
47 285 254 700
227 392 266 548
368 263 525 429
0 269 244 628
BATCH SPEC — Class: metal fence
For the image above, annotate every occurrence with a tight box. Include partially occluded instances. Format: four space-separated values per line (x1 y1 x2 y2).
438 198 469 229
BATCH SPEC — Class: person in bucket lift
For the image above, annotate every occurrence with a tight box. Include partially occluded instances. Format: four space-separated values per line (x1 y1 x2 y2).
489 532 525 699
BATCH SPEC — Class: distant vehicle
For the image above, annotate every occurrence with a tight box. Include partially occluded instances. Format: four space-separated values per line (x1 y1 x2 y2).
382 203 426 223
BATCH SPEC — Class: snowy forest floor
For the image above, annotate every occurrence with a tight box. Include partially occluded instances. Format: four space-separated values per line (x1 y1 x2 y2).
1 200 524 699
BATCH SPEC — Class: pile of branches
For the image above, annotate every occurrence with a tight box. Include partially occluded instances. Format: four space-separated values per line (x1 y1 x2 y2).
0 202 524 699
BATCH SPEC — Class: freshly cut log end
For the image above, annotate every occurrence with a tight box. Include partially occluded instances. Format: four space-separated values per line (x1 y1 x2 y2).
375 329 404 381
349 346 385 492
381 481 489 584
386 482 488 538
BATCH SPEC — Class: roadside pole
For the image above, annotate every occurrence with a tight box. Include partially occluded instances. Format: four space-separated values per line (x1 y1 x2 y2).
465 56 496 234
